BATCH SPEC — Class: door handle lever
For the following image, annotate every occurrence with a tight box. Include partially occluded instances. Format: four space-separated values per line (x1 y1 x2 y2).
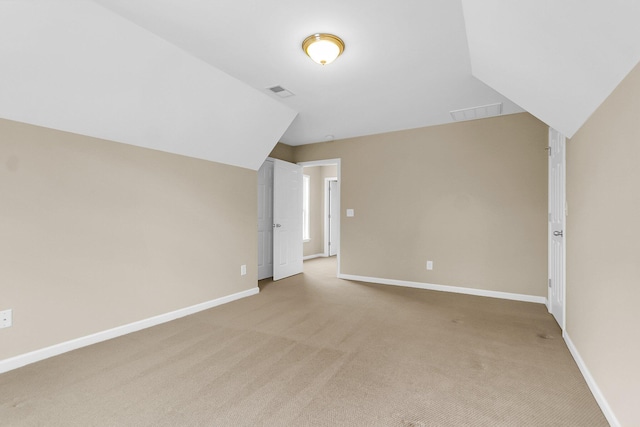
553 230 563 237
273 223 282 228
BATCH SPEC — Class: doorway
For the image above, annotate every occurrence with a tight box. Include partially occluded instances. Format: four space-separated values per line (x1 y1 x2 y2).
298 159 341 277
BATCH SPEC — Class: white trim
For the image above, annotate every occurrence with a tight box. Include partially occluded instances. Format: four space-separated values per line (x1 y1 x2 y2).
324 177 338 257
302 174 310 241
297 158 341 168
564 333 620 427
337 274 546 304
303 253 325 260
0 287 259 374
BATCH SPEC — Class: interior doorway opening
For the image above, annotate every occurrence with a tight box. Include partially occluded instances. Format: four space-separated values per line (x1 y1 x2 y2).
298 159 341 277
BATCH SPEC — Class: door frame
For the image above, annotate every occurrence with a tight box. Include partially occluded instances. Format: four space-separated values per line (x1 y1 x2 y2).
324 177 338 257
298 159 341 276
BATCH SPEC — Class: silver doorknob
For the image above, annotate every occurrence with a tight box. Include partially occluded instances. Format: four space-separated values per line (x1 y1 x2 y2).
273 223 282 228
553 230 563 237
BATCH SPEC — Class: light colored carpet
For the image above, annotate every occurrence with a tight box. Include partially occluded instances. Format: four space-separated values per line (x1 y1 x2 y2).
0 257 607 426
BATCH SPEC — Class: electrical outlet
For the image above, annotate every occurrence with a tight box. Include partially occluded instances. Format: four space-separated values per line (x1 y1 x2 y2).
240 265 247 276
426 261 433 270
0 309 12 328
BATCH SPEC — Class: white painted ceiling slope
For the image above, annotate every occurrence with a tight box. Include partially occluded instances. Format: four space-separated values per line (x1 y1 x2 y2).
0 1 297 171
463 0 640 138
1 1 639 169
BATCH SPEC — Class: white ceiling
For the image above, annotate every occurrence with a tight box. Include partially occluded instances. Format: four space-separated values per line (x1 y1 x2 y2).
93 0 524 146
0 1 296 170
1 1 639 168
463 0 640 139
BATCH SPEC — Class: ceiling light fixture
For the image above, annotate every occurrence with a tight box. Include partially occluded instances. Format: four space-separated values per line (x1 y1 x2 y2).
302 33 345 65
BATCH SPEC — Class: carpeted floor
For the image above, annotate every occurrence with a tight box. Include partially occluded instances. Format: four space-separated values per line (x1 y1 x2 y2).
0 257 607 426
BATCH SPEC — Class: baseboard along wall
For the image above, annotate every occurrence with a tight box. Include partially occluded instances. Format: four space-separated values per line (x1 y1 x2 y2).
303 253 325 261
337 274 547 304
563 332 620 427
0 287 259 374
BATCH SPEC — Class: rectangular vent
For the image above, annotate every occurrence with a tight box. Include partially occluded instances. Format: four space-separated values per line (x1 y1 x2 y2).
267 85 294 98
450 102 502 122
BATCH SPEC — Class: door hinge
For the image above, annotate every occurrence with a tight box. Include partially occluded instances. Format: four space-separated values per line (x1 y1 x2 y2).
548 279 552 288
545 146 552 156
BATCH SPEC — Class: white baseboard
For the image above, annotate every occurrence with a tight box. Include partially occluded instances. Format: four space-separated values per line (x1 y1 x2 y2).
0 287 259 374
337 274 546 304
303 253 325 260
564 332 620 427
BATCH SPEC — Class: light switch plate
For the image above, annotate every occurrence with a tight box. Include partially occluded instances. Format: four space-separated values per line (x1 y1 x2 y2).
426 261 433 270
346 209 354 217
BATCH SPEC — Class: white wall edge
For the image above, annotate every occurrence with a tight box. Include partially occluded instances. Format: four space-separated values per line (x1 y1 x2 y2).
0 287 259 374
564 332 620 427
303 253 325 260
337 274 547 304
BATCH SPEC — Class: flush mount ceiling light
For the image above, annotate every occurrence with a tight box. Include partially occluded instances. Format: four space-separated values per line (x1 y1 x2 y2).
302 33 345 65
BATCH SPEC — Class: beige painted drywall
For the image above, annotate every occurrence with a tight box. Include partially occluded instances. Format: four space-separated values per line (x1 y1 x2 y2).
322 165 337 180
294 113 548 297
268 142 295 163
0 119 257 360
566 62 640 426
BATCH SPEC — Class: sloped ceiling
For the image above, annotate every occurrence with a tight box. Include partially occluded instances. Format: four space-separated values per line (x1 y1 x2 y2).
2 1 639 165
462 0 640 138
0 1 297 170
92 0 525 146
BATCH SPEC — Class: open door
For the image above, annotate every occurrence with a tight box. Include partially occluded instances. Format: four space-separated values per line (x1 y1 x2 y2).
273 159 303 280
548 127 566 330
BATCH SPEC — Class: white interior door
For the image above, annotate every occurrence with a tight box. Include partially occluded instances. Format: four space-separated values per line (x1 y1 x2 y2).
273 159 303 281
329 180 339 256
257 160 274 280
548 127 566 329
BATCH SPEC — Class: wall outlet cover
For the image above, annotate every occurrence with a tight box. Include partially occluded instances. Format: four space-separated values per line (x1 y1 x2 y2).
0 309 12 328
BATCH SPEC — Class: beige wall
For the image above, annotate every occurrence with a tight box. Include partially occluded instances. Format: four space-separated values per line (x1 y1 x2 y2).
0 119 257 360
566 62 640 426
294 113 548 296
268 142 295 163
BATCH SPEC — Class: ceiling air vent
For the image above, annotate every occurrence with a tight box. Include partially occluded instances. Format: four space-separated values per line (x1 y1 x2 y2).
267 85 295 98
450 102 502 122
